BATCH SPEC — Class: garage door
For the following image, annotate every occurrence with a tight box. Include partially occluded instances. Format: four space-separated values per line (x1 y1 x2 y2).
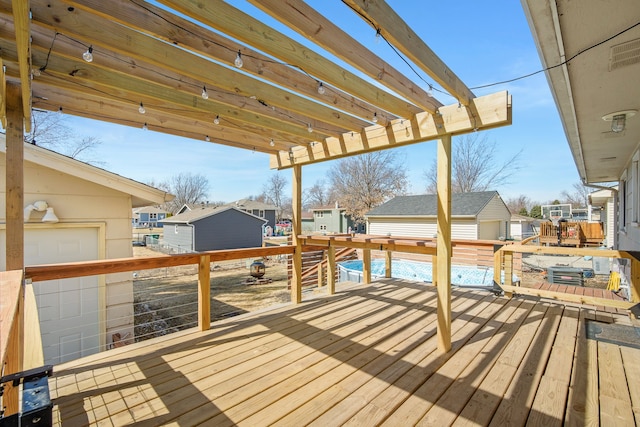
0 227 100 364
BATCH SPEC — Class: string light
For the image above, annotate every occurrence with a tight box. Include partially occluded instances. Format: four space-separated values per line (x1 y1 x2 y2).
372 112 378 123
427 84 434 97
57 106 63 115
138 102 146 114
375 29 381 44
201 86 209 100
82 46 93 63
142 122 148 131
269 138 275 147
317 82 326 95
234 50 243 68
214 115 220 125
205 135 210 142
307 123 313 133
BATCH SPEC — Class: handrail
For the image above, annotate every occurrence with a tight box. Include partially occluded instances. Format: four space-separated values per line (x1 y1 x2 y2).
299 234 438 255
494 244 640 306
0 270 25 416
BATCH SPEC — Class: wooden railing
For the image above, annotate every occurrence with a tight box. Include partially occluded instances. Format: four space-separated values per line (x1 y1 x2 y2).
494 244 640 308
0 270 44 417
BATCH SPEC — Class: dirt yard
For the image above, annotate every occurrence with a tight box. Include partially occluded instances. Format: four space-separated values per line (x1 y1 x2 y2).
133 246 290 342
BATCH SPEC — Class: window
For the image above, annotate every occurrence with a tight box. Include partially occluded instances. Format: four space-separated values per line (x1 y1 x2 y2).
620 175 627 231
174 224 179 234
319 225 327 231
259 210 264 218
316 211 324 218
150 213 158 220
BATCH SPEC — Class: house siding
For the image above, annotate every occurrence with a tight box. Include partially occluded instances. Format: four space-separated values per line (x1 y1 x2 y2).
618 149 640 250
163 224 194 252
477 195 511 239
368 218 478 240
193 209 264 251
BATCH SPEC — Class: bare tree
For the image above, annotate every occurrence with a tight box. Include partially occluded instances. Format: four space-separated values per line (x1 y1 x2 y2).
329 151 408 223
424 133 522 193
304 180 330 209
261 173 289 219
505 194 532 214
160 173 210 213
26 110 104 165
561 182 590 208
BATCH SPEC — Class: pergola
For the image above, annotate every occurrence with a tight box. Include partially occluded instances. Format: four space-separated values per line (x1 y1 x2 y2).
1 0 511 352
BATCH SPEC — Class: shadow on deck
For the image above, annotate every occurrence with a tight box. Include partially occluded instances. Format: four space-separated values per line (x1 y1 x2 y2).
50 278 639 426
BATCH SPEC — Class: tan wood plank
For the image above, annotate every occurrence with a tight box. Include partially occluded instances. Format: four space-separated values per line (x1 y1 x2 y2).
437 134 452 352
564 309 600 427
488 304 564 426
246 0 440 113
342 0 475 106
500 284 634 310
197 255 211 330
327 245 336 295
158 0 420 120
0 270 23 366
53 282 421 425
452 300 544 426
23 283 44 369
5 82 23 271
95 284 433 425
10 0 31 132
620 346 640 422
291 165 303 303
599 342 635 426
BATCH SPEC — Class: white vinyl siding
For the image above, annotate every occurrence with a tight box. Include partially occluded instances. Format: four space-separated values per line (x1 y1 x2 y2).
368 218 478 240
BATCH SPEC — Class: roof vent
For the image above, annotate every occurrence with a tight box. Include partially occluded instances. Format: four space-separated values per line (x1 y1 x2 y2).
609 38 640 71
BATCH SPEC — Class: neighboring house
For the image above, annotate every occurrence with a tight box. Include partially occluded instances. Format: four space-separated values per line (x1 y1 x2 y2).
366 191 511 240
589 188 616 248
522 0 638 251
312 203 361 234
301 210 314 233
132 205 170 228
162 206 267 252
510 214 539 241
224 199 277 228
0 141 172 364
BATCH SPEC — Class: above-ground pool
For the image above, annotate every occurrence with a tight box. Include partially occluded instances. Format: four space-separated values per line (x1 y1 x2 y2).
339 259 518 288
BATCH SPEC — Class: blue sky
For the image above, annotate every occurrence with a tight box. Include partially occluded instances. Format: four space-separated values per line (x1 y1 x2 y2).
68 1 579 205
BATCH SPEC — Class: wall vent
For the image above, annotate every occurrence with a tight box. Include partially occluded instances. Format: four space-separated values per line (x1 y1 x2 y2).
609 38 640 71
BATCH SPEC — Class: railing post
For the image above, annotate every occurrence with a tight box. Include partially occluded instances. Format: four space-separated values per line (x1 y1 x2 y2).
3 279 24 416
327 245 336 295
362 248 372 284
198 255 211 331
437 134 452 353
631 258 640 303
291 165 303 303
385 250 392 278
317 264 324 288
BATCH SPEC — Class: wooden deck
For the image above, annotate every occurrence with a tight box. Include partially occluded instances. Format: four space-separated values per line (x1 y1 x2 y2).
50 279 640 426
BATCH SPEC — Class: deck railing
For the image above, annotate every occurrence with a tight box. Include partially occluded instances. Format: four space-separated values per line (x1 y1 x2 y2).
494 243 640 308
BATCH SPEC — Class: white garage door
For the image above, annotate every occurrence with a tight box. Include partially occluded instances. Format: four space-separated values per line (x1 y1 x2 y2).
1 227 100 364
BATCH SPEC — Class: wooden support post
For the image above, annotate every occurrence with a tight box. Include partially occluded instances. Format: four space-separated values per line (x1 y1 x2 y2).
436 134 452 352
198 255 211 331
291 165 303 303
504 250 513 298
432 254 437 287
362 248 372 284
6 82 24 271
384 250 392 278
317 263 324 288
631 259 640 303
4 279 24 416
327 245 336 295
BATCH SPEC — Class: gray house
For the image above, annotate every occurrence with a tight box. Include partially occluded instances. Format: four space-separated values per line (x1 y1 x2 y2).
224 199 277 228
162 206 267 252
312 203 361 234
366 191 511 240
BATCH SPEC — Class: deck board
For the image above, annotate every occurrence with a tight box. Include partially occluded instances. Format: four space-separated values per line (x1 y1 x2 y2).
49 278 638 426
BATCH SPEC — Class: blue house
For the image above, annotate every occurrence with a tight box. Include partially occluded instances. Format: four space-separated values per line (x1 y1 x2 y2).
132 206 170 228
162 206 267 252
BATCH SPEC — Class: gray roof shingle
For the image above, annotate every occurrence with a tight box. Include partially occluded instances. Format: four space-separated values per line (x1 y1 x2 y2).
366 191 500 217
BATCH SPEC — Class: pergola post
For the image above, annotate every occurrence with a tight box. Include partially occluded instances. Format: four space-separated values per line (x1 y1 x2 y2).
291 164 302 303
437 134 452 352
6 82 24 271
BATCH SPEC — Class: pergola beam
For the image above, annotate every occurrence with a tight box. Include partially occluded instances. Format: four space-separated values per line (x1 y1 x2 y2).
343 0 476 106
246 0 442 114
158 0 422 120
10 0 31 132
271 91 511 168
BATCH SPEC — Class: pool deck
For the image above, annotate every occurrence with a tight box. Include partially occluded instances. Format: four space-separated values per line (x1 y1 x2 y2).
50 278 639 426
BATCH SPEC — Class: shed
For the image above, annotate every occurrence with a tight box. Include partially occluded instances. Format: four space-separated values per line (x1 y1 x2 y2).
510 213 540 241
366 191 511 240
0 141 172 364
162 206 267 252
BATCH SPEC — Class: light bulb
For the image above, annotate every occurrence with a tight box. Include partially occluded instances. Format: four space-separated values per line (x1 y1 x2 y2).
205 135 210 142
142 122 148 130
427 84 434 97
269 138 275 147
372 112 378 123
201 86 208 100
214 115 220 125
234 50 243 68
317 82 326 95
307 123 313 133
375 29 381 44
138 102 146 114
58 106 63 115
82 46 93 63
